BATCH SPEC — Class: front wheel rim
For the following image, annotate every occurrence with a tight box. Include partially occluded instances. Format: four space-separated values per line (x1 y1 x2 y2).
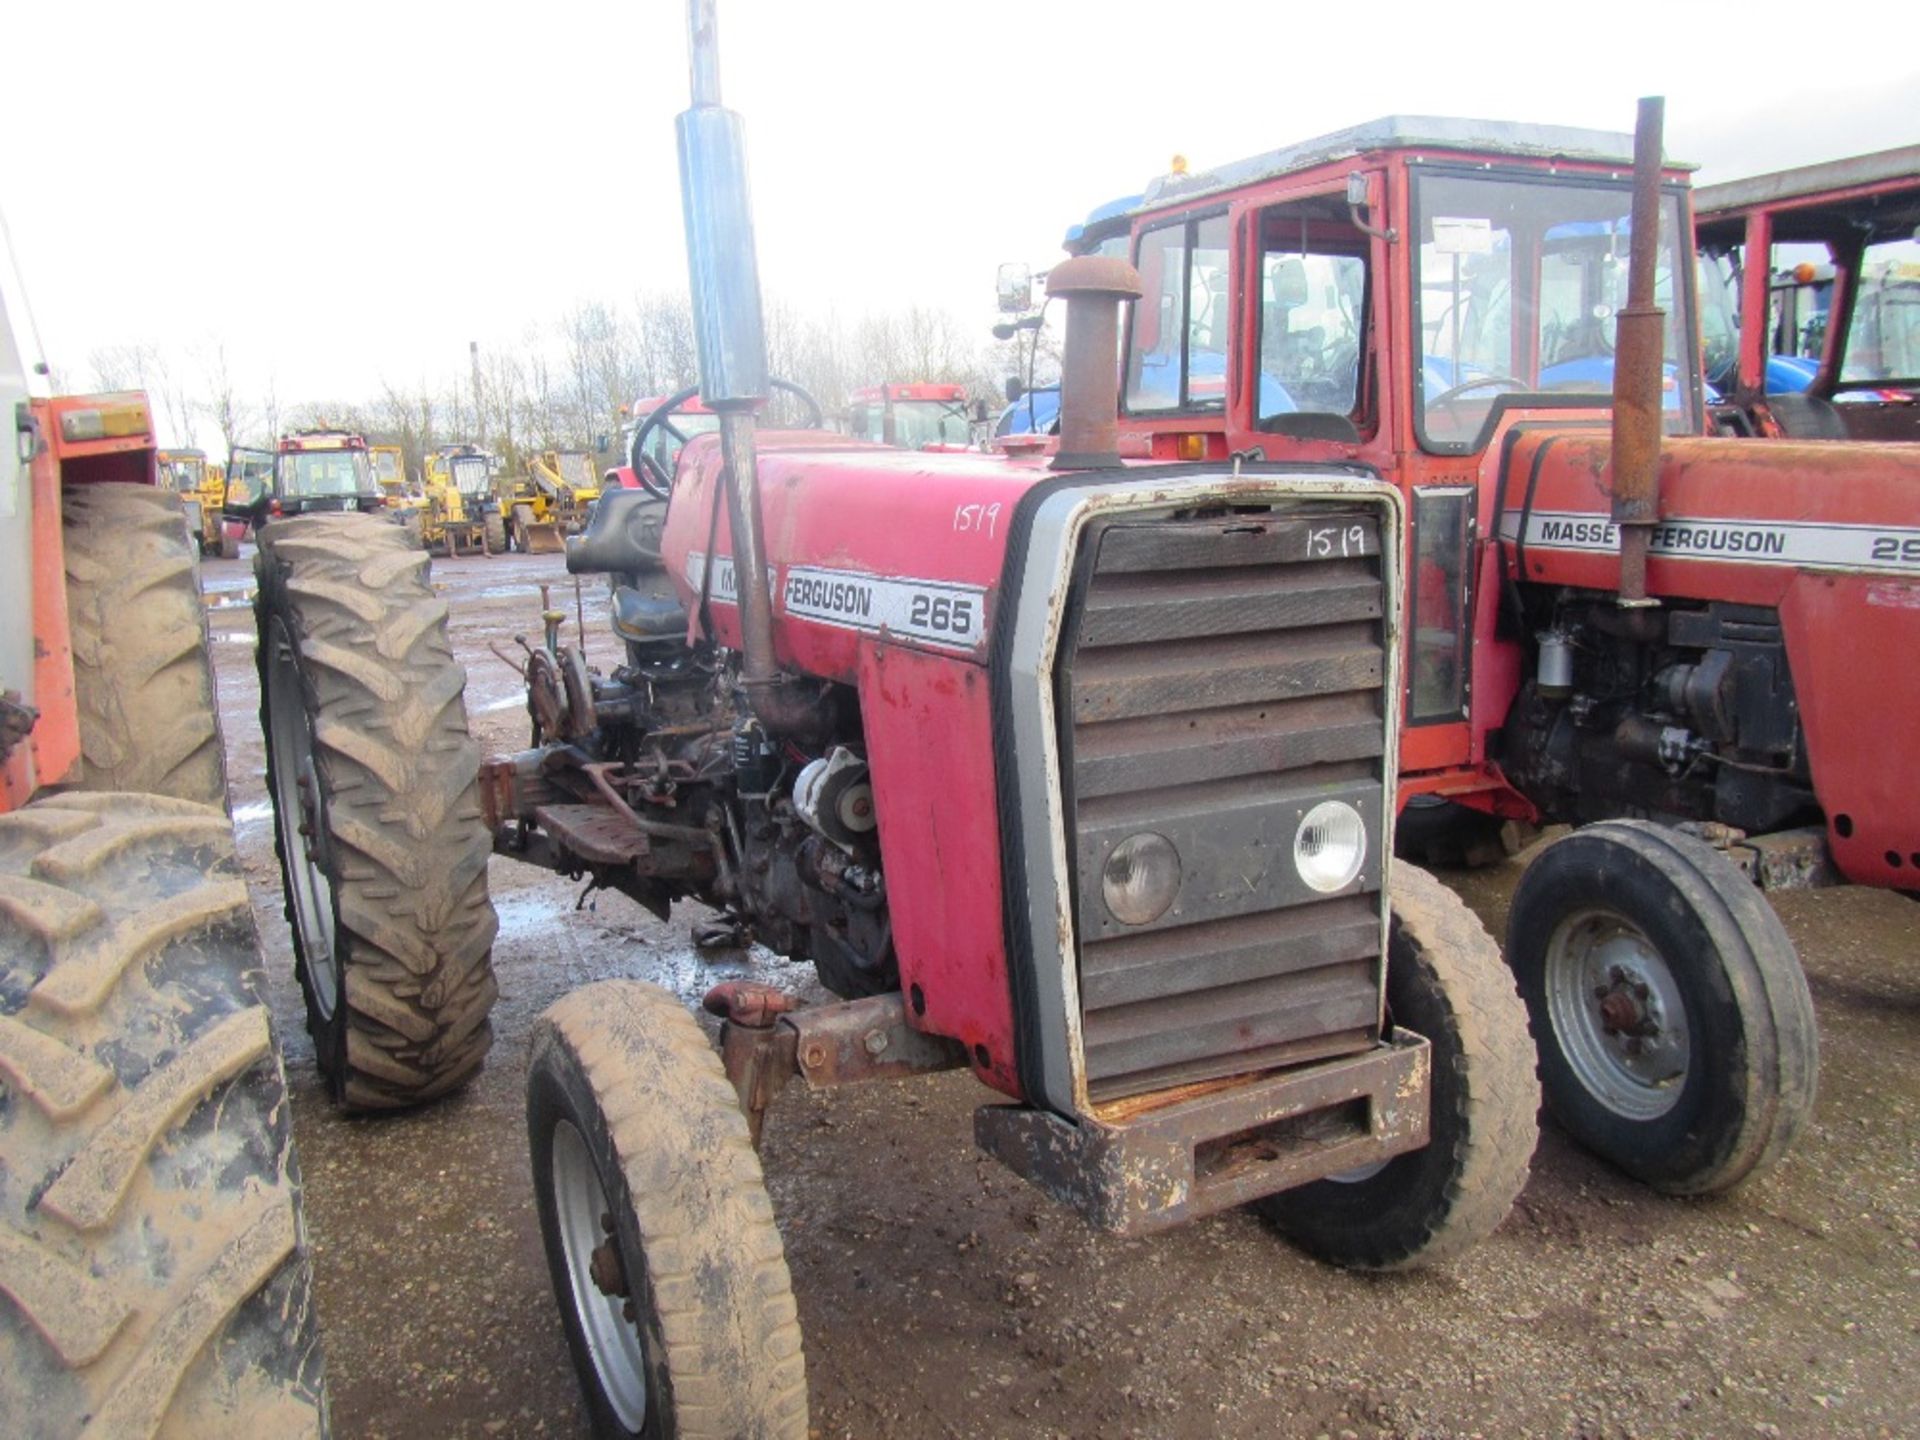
551 1119 650 1431
265 616 339 1019
1543 908 1690 1120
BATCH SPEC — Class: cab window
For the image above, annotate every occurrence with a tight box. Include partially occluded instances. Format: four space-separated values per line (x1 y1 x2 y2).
1256 195 1369 430
1125 213 1230 413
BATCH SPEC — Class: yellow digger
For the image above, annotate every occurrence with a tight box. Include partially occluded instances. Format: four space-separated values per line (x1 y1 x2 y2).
500 449 600 553
157 447 235 556
418 443 505 556
369 444 429 548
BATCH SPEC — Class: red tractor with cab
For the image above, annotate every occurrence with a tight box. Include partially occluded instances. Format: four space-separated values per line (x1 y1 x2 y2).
1063 103 1920 1201
1694 144 1920 441
846 380 980 449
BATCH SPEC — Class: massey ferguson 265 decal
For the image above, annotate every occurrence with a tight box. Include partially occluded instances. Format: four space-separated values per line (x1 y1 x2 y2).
686 552 987 651
1503 512 1920 573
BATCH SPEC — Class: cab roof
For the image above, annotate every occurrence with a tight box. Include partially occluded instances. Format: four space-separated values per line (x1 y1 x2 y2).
1100 115 1681 224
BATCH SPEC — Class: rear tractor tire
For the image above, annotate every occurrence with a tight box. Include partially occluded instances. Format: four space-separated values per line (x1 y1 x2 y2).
255 513 499 1110
528 980 808 1440
1507 819 1817 1195
0 793 326 1438
511 503 534 554
59 482 228 809
483 510 508 556
1258 863 1539 1269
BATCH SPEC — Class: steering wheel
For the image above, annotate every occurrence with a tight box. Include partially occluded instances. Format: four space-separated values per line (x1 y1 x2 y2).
628 379 825 501
1426 374 1531 411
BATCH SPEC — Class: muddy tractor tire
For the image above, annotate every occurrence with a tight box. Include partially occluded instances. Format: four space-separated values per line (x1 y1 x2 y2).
1507 819 1817 1196
511 503 535 554
398 511 425 551
528 980 808 1440
483 509 508 557
1258 863 1539 1269
59 482 228 809
255 514 499 1110
0 793 327 1438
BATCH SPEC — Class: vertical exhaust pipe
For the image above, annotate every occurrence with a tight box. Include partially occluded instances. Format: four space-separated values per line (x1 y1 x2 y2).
677 0 814 728
1046 256 1143 471
1610 96 1666 604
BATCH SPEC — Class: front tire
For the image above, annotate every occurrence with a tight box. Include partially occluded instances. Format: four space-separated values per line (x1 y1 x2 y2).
0 794 326 1438
255 514 499 1109
1258 864 1539 1269
529 981 807 1439
1507 820 1817 1195
60 483 228 808
483 510 508 556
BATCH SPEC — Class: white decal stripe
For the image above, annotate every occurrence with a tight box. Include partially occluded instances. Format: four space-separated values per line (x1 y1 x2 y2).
684 551 738 602
1509 511 1920 574
783 565 987 650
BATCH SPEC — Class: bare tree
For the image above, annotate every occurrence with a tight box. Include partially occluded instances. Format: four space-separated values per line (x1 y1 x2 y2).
196 341 253 455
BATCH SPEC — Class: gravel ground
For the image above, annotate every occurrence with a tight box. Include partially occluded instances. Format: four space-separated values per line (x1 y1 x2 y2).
201 543 1920 1440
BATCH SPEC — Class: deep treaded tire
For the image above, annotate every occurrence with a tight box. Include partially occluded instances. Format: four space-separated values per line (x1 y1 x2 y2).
255 513 498 1109
1258 863 1539 1269
1507 820 1817 1195
529 980 808 1439
483 510 508 556
511 504 534 554
0 793 326 1439
60 483 227 808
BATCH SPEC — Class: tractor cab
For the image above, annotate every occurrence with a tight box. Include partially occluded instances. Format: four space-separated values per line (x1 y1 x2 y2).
1088 118 1703 472
846 382 977 449
157 447 207 497
273 429 382 516
1694 144 1920 440
370 443 413 498
157 447 230 554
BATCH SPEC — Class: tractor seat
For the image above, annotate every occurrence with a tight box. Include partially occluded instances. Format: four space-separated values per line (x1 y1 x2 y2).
567 488 668 575
611 586 688 643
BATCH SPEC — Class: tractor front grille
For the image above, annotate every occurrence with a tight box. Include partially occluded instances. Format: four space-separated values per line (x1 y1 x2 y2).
1058 509 1390 1103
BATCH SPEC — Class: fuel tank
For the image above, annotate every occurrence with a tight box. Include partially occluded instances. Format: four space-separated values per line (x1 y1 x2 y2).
1495 431 1920 887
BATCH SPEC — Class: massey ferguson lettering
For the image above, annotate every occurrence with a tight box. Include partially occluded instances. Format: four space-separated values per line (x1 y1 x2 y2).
786 574 874 620
1540 518 1618 547
1513 511 1920 574
782 565 987 650
1652 524 1787 557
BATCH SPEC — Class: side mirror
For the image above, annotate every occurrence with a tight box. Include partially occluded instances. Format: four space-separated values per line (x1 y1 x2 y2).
1345 171 1369 209
997 262 1034 314
1005 376 1026 403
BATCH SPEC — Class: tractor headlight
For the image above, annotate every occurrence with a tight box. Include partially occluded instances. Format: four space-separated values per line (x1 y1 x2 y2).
1101 832 1181 926
1293 801 1367 893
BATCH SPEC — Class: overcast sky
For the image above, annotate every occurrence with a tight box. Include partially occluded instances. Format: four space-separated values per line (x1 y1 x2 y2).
4 0 1915 429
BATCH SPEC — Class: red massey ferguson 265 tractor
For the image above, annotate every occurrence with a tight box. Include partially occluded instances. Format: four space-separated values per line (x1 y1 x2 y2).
246 5 1538 1435
1063 101 1920 1199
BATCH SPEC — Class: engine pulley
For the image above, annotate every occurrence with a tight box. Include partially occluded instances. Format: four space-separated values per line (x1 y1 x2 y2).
793 747 876 851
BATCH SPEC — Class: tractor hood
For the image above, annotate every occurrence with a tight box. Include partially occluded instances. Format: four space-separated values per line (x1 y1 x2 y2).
1496 433 1920 609
657 430 1386 687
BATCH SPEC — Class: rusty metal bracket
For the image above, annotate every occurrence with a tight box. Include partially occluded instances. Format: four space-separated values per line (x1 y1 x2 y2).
974 1030 1431 1236
710 987 968 1148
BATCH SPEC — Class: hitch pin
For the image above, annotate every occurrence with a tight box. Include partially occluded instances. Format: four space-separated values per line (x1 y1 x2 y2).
538 583 566 656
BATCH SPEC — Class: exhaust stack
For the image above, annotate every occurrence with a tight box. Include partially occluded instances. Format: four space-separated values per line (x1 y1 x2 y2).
1610 96 1666 604
1046 256 1143 471
676 0 815 729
